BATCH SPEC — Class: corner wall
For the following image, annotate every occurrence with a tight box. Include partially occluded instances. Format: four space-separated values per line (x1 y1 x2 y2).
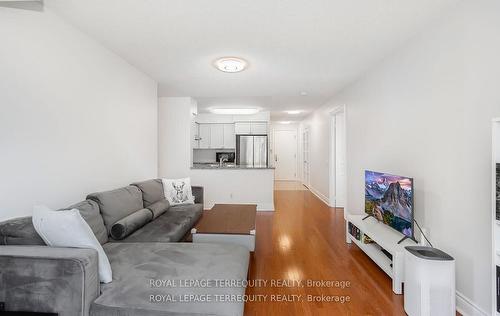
301 1 500 313
158 97 196 178
0 7 158 221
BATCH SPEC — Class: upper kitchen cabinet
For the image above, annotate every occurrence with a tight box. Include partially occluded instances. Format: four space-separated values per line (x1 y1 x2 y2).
192 122 200 149
235 122 268 135
193 113 269 149
234 122 251 134
198 124 211 149
223 124 236 148
251 122 268 134
194 123 236 149
210 124 224 148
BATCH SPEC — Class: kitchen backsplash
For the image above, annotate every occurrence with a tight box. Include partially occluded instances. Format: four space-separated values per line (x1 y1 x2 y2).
193 149 235 163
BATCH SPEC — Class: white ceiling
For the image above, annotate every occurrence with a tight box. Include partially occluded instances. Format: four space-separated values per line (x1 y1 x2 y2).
46 0 458 121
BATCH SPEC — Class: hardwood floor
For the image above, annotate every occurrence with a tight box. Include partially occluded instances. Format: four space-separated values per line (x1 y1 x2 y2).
273 180 309 191
244 188 406 315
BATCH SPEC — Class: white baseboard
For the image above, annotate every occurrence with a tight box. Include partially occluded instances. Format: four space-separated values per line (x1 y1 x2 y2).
456 291 488 316
308 185 332 207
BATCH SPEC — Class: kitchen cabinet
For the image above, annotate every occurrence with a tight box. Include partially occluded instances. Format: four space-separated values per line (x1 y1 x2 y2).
223 124 236 148
251 122 268 134
192 122 200 149
235 122 268 135
195 123 235 149
198 124 211 149
210 124 224 149
235 122 251 134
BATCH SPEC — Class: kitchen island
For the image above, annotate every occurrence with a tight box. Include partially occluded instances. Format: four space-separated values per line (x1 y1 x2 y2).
190 163 275 211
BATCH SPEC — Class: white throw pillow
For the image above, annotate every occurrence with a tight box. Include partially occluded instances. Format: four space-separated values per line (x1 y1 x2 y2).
162 177 195 206
32 205 113 283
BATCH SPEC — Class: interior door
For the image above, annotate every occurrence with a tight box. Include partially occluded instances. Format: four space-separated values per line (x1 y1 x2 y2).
274 130 297 180
302 128 310 187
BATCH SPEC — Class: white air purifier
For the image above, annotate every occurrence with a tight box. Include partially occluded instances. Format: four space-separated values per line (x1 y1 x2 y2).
404 246 455 316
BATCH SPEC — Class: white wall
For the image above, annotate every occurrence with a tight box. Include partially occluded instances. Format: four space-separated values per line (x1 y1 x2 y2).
299 109 332 203
0 8 158 221
333 110 346 207
158 97 196 178
495 121 500 164
301 1 500 313
190 169 275 211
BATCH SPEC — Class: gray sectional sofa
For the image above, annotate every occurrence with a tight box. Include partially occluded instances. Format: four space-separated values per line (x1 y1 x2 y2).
0 179 250 316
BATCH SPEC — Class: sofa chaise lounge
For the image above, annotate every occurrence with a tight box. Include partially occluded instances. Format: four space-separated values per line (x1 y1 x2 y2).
0 179 250 316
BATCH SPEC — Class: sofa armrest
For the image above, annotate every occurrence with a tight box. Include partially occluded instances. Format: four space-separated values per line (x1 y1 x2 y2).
192 186 204 205
0 246 100 316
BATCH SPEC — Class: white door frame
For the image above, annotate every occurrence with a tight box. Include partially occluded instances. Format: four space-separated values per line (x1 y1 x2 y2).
273 129 297 181
329 105 347 209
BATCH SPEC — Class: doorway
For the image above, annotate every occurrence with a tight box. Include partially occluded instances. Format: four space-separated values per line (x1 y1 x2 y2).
330 106 346 208
274 130 297 180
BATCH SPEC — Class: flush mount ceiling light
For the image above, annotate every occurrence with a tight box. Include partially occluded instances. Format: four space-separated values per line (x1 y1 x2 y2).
286 110 302 115
210 108 259 115
214 57 248 73
280 121 292 124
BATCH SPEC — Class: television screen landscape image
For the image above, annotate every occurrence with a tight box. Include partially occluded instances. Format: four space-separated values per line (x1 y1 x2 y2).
365 170 413 237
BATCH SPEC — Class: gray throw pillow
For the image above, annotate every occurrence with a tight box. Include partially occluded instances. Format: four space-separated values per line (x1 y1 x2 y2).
110 208 152 240
147 199 170 219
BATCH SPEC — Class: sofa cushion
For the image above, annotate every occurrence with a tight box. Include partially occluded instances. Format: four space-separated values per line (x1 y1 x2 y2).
111 203 202 243
91 242 249 316
87 186 144 233
146 199 170 219
0 216 45 245
110 208 153 240
60 200 108 245
131 179 164 207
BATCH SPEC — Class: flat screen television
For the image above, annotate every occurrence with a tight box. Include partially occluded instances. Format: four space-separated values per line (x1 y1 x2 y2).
365 170 414 238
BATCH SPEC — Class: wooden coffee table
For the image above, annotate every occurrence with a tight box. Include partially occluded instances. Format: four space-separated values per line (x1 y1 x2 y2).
191 204 256 251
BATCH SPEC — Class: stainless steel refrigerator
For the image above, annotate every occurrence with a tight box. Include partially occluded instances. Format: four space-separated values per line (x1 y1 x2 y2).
236 135 268 167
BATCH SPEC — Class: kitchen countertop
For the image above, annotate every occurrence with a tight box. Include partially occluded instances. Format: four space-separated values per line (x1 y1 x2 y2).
191 163 275 170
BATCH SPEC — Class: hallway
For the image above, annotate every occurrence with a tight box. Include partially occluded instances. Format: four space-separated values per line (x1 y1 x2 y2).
245 186 405 315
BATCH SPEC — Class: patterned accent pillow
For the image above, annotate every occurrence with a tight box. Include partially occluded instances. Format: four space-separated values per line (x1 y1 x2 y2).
161 177 195 206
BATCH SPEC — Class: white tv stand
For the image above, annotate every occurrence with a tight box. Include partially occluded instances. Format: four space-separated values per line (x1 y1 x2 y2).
345 213 417 294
